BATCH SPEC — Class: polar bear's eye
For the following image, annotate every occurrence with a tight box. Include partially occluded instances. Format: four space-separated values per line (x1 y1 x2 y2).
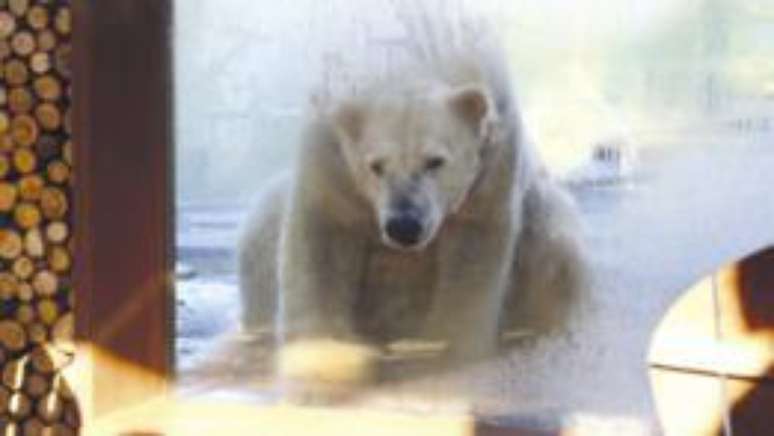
424 157 446 172
369 160 385 176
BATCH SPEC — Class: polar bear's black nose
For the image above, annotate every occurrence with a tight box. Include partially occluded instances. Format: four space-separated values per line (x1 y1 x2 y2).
386 216 422 246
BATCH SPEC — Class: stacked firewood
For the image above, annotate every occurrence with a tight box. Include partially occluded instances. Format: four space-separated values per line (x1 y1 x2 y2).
0 0 77 432
0 344 78 434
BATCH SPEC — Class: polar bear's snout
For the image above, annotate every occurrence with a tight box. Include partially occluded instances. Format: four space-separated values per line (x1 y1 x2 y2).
381 193 437 250
385 213 423 247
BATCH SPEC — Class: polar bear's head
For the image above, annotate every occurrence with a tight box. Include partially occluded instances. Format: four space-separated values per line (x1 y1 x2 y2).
333 84 498 251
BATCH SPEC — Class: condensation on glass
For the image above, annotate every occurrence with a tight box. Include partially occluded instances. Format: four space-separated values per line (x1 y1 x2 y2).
173 1 774 433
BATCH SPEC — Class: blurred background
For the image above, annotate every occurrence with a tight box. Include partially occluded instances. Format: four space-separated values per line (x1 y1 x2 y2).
175 0 774 202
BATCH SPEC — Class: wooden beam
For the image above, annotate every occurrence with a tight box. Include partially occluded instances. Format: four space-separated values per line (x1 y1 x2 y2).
71 0 173 422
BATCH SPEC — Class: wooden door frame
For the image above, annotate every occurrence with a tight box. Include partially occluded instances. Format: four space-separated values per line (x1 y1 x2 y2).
71 0 174 421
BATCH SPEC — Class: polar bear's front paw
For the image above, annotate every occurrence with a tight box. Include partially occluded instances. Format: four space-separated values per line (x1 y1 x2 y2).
276 339 379 388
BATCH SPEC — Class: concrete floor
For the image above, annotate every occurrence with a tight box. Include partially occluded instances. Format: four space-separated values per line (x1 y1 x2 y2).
176 134 774 434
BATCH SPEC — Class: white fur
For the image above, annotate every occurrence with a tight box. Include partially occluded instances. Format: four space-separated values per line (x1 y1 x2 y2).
239 12 587 388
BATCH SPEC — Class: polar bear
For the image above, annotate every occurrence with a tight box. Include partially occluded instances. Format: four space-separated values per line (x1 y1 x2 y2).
238 27 587 388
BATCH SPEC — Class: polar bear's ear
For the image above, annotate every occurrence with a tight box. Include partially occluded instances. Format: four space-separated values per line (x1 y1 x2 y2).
447 85 495 137
333 101 366 143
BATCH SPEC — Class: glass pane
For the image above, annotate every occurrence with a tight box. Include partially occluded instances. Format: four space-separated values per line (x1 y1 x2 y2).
174 0 774 432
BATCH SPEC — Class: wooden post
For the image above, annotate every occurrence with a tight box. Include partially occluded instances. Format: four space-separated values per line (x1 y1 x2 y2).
71 0 173 423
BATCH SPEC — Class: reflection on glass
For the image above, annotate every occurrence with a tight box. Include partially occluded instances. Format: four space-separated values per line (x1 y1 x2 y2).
175 1 774 433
